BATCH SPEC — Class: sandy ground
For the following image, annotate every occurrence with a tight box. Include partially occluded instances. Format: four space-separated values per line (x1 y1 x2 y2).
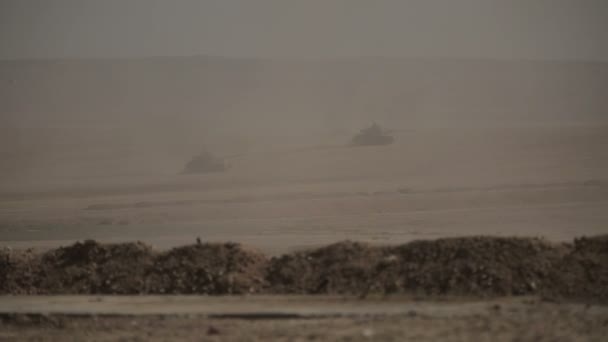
2 57 608 340
0 295 544 316
1 296 607 341
1 125 607 254
1 125 607 340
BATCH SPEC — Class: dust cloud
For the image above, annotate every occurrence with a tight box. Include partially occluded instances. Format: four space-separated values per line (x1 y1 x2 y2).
0 56 607 252
0 57 606 187
1 2 608 340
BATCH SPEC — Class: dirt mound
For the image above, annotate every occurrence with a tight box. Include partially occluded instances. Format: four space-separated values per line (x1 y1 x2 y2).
1 236 607 301
1 240 156 294
0 248 40 295
265 237 566 297
0 241 267 295
35 240 155 294
376 237 566 297
1 241 156 294
545 235 608 301
145 242 268 294
267 241 387 294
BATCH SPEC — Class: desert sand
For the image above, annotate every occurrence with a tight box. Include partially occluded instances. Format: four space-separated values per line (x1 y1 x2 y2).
1 124 607 254
1 57 607 340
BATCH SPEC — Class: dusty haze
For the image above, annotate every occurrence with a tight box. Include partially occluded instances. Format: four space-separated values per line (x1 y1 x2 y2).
3 3 608 340
1 56 607 253
0 0 607 252
1 57 607 186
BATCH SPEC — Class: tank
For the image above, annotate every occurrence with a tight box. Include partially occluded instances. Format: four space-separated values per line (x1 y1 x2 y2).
182 151 228 174
351 123 394 146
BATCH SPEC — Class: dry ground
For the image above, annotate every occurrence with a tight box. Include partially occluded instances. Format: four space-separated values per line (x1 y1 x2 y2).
1 125 607 254
1 296 607 341
1 124 607 340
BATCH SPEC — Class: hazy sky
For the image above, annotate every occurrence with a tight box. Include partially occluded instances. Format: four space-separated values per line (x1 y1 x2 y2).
1 0 607 61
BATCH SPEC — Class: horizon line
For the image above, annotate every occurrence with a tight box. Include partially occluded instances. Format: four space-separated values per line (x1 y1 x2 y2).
1 54 607 64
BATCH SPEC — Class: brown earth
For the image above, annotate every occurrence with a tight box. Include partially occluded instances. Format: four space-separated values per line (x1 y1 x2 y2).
2 125 607 256
2 235 607 302
3 305 608 342
144 242 267 294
